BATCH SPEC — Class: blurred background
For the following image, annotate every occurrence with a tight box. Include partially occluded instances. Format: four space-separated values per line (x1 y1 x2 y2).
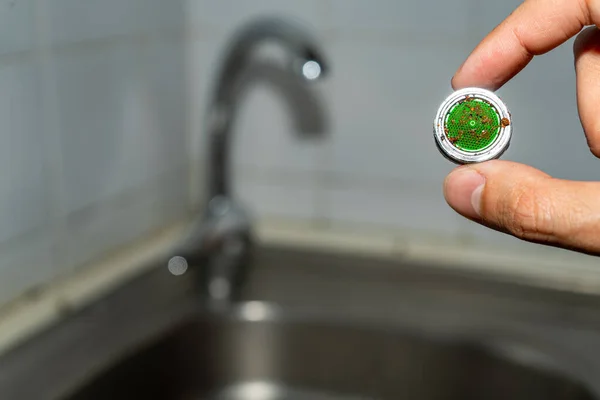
0 0 594 306
2 0 600 398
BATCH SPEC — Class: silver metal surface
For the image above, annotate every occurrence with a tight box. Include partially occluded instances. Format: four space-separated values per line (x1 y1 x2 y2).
204 17 328 199
5 245 600 400
67 319 593 399
61 301 597 400
208 381 367 400
434 87 512 164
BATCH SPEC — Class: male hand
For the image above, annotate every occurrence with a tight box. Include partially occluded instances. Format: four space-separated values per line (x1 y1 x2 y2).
444 0 600 255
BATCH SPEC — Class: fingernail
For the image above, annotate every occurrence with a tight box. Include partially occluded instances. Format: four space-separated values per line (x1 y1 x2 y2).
471 183 484 216
444 167 485 219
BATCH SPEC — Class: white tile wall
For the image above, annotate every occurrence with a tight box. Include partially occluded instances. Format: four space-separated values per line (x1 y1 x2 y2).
0 0 35 56
471 0 524 37
329 0 470 37
44 0 184 46
0 61 47 243
234 175 317 221
326 40 465 182
186 0 599 257
0 0 598 304
55 42 141 210
0 0 190 300
48 5 190 272
498 38 600 182
189 0 327 32
45 0 146 46
0 231 55 305
327 184 459 235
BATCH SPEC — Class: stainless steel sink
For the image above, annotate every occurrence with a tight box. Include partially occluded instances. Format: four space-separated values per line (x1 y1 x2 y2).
2 245 600 400
63 304 594 400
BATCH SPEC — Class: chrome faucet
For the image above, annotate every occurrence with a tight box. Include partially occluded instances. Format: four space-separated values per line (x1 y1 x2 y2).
206 17 328 199
178 17 328 306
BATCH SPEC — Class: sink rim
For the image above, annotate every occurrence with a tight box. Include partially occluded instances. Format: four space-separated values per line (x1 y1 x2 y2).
3 243 600 399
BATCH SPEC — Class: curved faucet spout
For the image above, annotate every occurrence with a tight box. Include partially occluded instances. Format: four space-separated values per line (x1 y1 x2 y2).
206 16 328 199
177 17 329 305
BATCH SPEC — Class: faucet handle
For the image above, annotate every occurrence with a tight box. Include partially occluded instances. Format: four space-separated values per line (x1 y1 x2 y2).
172 196 253 304
202 196 252 248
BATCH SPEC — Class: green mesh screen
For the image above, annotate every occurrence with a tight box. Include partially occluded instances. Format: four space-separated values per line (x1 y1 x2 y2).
444 98 501 152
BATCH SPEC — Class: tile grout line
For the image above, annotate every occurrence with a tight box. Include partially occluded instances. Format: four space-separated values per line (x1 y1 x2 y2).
191 22 472 48
0 27 185 67
234 164 451 192
185 3 208 214
34 0 70 275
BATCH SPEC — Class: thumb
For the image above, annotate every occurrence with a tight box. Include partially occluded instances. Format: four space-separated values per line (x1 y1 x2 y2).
443 160 600 255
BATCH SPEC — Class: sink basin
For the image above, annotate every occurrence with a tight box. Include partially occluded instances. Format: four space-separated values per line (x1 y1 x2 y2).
2 245 600 400
64 303 593 400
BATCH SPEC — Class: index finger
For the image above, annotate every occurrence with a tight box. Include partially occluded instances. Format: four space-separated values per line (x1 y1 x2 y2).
452 0 597 90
